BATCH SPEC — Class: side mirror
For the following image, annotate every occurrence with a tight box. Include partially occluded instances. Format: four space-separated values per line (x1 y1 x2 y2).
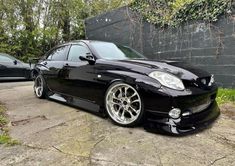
79 54 96 65
13 60 17 65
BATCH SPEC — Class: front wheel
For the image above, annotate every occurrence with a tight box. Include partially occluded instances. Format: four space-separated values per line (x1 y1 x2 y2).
105 82 144 127
34 75 48 99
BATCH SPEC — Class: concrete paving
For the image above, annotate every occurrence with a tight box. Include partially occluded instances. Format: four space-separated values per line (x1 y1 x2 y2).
0 81 234 166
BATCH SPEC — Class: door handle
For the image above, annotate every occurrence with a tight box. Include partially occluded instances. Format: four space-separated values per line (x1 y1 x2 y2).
43 62 47 65
64 63 69 67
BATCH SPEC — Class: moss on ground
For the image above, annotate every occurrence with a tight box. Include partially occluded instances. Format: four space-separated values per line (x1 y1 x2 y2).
0 104 19 146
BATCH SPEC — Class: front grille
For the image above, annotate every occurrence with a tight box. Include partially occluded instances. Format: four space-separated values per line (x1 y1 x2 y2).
182 98 213 116
189 99 212 114
183 76 213 89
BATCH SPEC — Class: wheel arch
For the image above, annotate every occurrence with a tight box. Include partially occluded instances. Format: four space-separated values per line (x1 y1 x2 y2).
104 71 146 90
32 65 45 79
104 71 162 95
100 71 163 114
32 69 40 78
104 81 145 126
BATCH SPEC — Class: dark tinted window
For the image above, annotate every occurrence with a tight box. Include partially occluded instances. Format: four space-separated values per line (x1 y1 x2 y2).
47 46 68 61
68 45 91 62
0 55 14 62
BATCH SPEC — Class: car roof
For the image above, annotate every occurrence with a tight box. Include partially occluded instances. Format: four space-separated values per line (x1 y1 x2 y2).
45 40 133 59
56 40 114 47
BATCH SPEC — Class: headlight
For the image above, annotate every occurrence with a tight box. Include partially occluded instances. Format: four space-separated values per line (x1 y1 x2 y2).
149 71 185 90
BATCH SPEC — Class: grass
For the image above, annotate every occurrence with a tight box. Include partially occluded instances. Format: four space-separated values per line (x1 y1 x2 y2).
0 115 8 126
0 105 8 127
217 88 235 105
0 104 19 146
0 134 19 145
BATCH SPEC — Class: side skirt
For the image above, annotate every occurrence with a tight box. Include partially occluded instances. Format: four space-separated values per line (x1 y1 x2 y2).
48 93 100 113
0 77 27 80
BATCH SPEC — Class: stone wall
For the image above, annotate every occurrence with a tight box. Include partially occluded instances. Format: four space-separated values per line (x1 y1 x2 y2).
85 6 235 88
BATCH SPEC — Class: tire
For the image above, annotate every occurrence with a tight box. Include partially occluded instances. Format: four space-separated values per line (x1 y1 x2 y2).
105 82 144 127
34 74 48 99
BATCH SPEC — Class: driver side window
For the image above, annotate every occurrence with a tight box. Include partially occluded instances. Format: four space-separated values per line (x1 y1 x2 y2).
67 45 91 62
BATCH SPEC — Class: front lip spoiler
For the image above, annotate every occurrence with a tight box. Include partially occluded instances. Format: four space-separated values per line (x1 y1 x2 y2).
143 101 220 135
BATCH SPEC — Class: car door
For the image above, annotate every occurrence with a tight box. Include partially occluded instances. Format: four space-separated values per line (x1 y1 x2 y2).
42 45 70 92
0 55 10 77
58 43 98 102
12 60 28 77
0 55 25 77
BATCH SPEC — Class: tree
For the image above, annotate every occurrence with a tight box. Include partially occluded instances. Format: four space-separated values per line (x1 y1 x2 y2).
0 0 133 61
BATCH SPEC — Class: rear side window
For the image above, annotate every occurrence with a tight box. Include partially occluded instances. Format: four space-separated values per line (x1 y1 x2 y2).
47 46 69 61
67 45 91 62
0 55 13 62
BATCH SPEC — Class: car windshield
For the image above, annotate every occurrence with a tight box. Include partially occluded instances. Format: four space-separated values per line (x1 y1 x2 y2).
0 53 18 62
90 42 146 60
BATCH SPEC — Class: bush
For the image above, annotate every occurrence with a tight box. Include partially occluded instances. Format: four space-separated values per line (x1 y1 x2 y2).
217 88 235 105
131 0 232 27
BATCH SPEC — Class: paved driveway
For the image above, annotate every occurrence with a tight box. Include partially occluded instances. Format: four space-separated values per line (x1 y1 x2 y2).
0 81 234 166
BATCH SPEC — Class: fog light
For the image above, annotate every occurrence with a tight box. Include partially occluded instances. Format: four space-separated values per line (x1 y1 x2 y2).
169 108 181 119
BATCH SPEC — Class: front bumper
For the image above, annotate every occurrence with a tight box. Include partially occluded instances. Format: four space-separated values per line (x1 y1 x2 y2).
141 85 220 135
144 101 220 135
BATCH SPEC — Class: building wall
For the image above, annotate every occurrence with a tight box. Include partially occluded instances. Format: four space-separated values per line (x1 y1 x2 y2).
85 6 235 88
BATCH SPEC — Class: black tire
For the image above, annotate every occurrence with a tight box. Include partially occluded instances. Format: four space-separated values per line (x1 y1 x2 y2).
105 82 144 127
34 74 48 99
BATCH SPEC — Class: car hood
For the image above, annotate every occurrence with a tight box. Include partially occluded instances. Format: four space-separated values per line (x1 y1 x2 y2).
118 59 211 80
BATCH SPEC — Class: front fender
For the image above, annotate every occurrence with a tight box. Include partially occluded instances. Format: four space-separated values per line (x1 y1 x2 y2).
105 70 161 90
101 70 173 115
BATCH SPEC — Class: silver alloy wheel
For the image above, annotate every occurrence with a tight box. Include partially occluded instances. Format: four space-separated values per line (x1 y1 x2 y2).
105 83 142 125
34 76 43 97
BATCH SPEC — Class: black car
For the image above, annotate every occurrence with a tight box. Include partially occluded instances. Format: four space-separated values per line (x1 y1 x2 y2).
0 53 33 80
32 40 220 134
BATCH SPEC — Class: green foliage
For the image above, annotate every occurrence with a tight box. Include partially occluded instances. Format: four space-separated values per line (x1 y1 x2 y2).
0 134 11 144
0 134 19 146
87 0 133 16
131 0 232 27
0 105 7 127
217 88 235 105
0 104 19 146
0 115 7 127
0 0 132 62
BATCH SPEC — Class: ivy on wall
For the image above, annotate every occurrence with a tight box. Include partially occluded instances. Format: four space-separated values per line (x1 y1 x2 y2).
131 0 232 27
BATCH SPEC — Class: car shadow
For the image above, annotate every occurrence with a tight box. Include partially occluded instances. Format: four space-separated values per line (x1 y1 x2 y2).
0 79 33 83
143 121 215 137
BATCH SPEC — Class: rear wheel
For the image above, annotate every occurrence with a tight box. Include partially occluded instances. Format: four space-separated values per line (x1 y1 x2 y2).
34 75 47 99
105 82 144 127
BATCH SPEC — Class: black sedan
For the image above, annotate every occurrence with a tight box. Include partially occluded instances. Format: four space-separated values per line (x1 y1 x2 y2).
32 40 220 134
0 53 33 80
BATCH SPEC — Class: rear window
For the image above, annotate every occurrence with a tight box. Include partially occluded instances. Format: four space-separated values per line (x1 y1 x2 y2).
0 55 14 62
